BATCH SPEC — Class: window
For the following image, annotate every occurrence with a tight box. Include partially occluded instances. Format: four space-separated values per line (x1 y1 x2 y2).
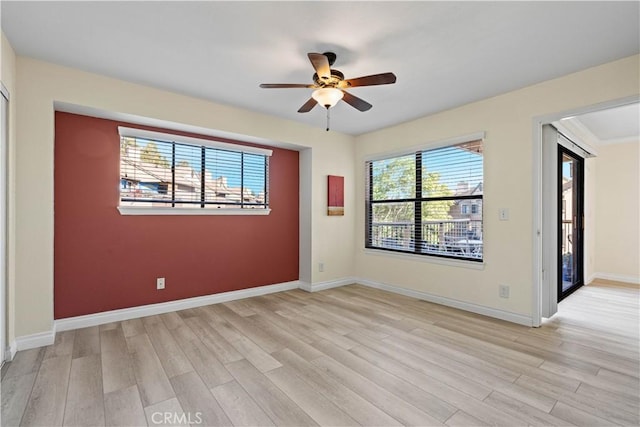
366 138 484 261
119 127 271 213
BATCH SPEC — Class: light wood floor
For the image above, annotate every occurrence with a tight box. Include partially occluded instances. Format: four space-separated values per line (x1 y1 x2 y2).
1 281 638 426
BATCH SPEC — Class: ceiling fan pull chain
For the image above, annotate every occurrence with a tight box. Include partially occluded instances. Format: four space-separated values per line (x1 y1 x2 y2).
326 106 330 132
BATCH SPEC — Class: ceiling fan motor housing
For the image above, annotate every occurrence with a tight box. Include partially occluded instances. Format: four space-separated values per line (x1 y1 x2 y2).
313 69 345 87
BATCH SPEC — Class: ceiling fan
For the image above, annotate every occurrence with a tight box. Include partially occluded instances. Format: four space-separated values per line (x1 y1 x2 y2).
260 52 396 131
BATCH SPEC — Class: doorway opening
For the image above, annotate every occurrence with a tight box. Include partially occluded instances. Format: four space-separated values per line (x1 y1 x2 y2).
534 97 639 326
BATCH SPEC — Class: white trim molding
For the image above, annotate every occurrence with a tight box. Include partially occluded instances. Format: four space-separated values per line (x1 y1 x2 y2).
55 280 300 332
356 278 533 327
117 206 271 216
12 275 540 354
299 277 357 293
593 272 640 285
11 330 56 354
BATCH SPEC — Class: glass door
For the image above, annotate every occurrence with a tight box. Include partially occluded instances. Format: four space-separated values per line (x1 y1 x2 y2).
558 145 584 301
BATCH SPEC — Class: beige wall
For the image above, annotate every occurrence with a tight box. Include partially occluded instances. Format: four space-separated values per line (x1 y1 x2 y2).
1 32 17 346
12 57 356 338
594 141 640 282
354 55 639 321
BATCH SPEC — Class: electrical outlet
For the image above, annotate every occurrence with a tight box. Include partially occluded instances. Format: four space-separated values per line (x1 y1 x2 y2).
499 284 510 298
157 277 165 290
318 262 325 272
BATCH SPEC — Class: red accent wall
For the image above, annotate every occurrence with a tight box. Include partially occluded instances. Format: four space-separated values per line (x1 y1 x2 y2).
54 112 299 319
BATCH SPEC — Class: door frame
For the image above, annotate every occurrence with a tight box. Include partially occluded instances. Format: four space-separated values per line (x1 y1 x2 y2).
531 95 639 327
1 83 8 365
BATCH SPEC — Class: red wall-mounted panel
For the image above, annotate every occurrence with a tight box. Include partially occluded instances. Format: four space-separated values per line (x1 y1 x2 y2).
54 112 299 319
327 175 344 216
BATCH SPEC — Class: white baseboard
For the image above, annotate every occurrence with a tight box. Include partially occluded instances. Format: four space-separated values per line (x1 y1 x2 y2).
593 272 640 285
11 330 56 354
299 277 357 293
8 343 17 360
55 280 301 332
356 278 533 327
12 275 538 353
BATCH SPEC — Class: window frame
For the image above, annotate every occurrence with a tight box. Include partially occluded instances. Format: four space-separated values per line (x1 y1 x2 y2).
118 127 272 216
365 133 484 263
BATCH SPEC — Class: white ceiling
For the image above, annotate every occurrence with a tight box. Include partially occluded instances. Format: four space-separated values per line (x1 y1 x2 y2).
2 1 639 135
573 103 640 144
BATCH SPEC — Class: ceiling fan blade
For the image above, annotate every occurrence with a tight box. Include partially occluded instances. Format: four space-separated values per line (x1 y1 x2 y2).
297 97 317 113
341 91 372 112
308 53 331 80
259 83 315 88
339 72 397 88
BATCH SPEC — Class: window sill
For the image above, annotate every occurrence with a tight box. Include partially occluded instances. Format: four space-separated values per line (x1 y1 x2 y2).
117 206 271 216
363 248 485 270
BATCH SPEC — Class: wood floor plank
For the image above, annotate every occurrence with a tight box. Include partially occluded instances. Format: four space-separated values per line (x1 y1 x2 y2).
160 312 185 330
0 372 37 427
575 382 639 416
44 330 76 360
541 360 638 397
169 324 233 389
20 355 72 427
206 305 284 354
445 410 490 427
141 314 164 328
183 316 244 364
265 366 359 426
71 326 100 359
126 333 175 407
347 330 492 399
62 354 104 426
100 327 136 394
144 322 194 378
272 348 403 426
550 401 618 427
517 373 639 425
222 299 257 317
212 319 282 373
311 339 456 422
312 354 446 426
210 380 275 427
225 359 318 426
597 367 640 390
99 322 120 332
121 318 145 338
144 397 188 427
169 371 232 426
346 337 529 426
104 385 147 427
483 391 572 427
2 347 44 379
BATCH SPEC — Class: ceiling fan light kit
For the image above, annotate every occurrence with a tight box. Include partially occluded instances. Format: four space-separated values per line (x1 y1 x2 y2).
312 88 344 108
260 51 396 131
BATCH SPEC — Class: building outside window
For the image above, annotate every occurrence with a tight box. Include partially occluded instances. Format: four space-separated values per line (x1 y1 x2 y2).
119 128 270 211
